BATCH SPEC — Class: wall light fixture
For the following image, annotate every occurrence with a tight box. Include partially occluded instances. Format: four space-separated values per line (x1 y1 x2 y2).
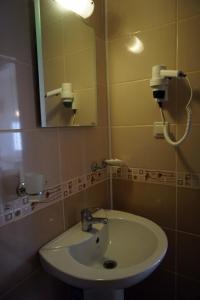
55 0 95 18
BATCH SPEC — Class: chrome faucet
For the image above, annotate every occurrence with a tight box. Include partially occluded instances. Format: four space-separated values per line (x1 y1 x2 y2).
81 208 108 232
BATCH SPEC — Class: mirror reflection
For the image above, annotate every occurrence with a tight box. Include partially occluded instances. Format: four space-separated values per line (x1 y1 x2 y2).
35 0 97 127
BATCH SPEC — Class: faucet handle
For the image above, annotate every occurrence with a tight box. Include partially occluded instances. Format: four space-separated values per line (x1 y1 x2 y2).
81 207 100 215
81 207 101 222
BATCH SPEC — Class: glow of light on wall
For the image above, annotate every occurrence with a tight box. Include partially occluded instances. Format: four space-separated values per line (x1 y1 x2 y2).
55 0 94 18
127 36 144 54
13 132 22 152
15 110 20 118
11 122 22 151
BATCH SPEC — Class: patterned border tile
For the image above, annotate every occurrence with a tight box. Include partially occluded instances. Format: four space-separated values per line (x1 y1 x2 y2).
112 166 200 189
2 165 199 229
0 168 108 229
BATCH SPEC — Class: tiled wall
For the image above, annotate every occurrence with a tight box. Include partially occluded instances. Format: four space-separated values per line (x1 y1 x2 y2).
107 0 200 299
0 0 109 298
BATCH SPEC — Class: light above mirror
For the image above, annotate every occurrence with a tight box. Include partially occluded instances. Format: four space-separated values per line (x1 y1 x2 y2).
55 0 95 18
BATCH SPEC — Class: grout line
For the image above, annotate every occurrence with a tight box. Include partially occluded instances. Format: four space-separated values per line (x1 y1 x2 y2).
174 272 200 284
110 78 150 86
177 229 200 239
159 268 200 284
107 21 178 43
56 128 66 231
111 124 177 128
109 71 200 87
0 125 109 134
175 3 179 296
0 54 32 67
112 166 200 189
178 12 200 23
161 226 200 240
105 0 113 209
0 268 40 299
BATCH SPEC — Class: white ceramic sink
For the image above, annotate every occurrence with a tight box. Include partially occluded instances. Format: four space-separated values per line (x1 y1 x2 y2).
39 210 168 300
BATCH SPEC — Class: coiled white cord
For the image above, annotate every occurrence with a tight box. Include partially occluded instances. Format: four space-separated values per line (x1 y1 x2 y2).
160 77 193 146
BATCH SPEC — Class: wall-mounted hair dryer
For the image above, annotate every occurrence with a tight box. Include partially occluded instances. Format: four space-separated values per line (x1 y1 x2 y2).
45 83 77 110
150 65 193 146
150 65 186 104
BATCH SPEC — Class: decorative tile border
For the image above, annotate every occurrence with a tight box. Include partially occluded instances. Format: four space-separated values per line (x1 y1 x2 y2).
111 166 200 190
0 168 108 229
1 165 199 229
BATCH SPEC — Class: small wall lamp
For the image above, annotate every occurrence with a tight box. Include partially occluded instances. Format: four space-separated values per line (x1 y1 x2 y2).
55 0 95 19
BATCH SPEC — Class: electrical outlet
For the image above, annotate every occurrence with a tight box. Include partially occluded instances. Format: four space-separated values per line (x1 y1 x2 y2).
153 122 165 138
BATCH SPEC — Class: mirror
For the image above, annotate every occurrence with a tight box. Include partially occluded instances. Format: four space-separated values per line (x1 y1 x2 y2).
34 0 97 127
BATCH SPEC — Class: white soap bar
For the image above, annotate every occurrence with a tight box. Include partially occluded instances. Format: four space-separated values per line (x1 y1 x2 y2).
105 159 125 166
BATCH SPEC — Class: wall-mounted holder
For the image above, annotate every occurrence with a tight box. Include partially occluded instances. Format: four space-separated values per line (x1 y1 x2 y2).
104 159 126 167
90 159 126 172
90 161 107 172
16 173 45 204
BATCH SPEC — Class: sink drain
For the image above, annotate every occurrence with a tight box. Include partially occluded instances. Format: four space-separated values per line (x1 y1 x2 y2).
103 260 117 269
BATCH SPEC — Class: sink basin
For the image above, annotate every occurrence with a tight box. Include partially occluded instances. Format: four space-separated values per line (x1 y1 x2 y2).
39 209 168 300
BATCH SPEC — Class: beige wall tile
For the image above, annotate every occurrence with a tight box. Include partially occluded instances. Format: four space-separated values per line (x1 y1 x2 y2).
110 79 177 126
113 180 176 229
63 14 95 54
126 269 175 299
107 0 177 40
59 127 86 181
0 202 64 296
46 96 75 127
178 188 200 235
177 125 200 173
177 274 200 300
45 88 98 127
59 126 108 180
65 48 96 90
0 132 22 203
177 232 200 280
44 57 65 91
64 181 110 228
0 57 37 130
40 0 64 27
0 0 32 64
85 180 110 209
0 129 61 201
83 127 109 171
177 72 200 124
64 192 84 228
42 20 63 61
161 229 176 272
1 269 70 300
74 88 97 126
178 0 200 20
178 16 200 72
22 130 61 187
112 126 176 170
108 24 176 84
97 84 108 127
96 38 107 86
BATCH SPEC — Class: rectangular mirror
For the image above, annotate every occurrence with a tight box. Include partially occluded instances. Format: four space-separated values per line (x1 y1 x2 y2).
34 0 97 127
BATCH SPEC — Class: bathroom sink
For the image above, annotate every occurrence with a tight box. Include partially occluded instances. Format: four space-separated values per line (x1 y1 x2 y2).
39 209 167 300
